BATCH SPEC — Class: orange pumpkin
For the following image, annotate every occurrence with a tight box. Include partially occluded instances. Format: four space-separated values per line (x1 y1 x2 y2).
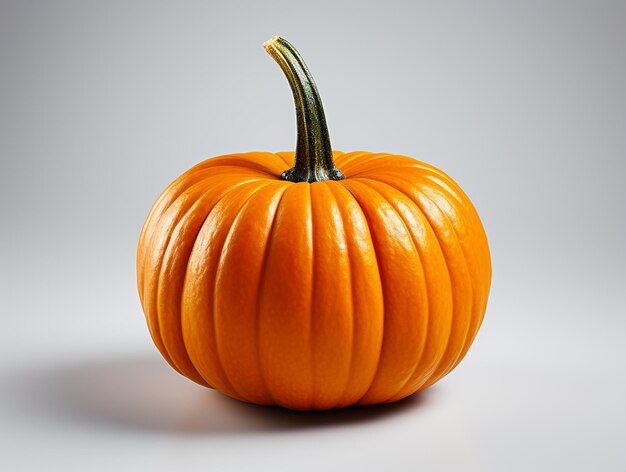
137 37 491 410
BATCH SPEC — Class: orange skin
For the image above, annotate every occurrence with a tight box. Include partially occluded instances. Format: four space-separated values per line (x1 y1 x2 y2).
137 151 492 410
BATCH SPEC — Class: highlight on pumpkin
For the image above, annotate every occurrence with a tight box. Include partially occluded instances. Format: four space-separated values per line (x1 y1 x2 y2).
136 36 491 410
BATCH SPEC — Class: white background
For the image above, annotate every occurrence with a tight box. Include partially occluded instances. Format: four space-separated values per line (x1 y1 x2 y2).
2 1 625 470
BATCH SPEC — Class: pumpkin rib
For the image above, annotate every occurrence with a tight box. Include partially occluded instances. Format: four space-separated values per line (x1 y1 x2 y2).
157 177 268 387
245 187 288 404
382 173 486 379
418 189 483 384
144 175 263 369
349 178 432 402
251 185 289 406
355 173 463 391
137 172 211 291
342 154 424 176
357 169 467 206
325 181 383 407
309 182 354 409
353 176 460 402
257 183 315 409
275 152 294 167
346 180 415 404
415 180 488 364
208 182 281 401
336 180 386 405
139 164 274 285
341 179 429 404
420 194 475 387
187 164 278 179
140 172 247 301
141 179 217 373
343 153 441 175
182 181 274 400
407 189 474 387
349 163 459 191
160 178 261 387
214 181 287 403
338 152 390 176
213 182 290 404
351 177 436 402
333 151 371 172
183 153 287 178
340 152 391 175
157 193 225 386
157 179 268 383
321 182 355 408
417 174 468 208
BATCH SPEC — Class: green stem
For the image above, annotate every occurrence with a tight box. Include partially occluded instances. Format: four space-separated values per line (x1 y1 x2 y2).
264 36 345 183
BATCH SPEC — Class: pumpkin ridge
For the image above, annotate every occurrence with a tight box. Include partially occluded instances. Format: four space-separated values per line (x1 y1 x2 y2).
406 188 473 387
182 181 274 399
414 178 488 360
322 182 356 409
419 192 474 387
208 182 280 401
251 185 289 406
255 186 287 404
156 178 270 384
383 184 471 400
141 179 221 372
256 183 315 408
351 177 433 402
348 161 450 183
336 180 387 405
141 174 240 303
417 189 480 383
333 151 371 174
157 194 225 385
355 174 458 392
213 182 290 403
351 177 433 401
146 177 261 334
357 169 474 217
386 172 484 369
323 181 384 407
180 152 249 175
184 153 287 178
340 152 392 176
417 174 469 208
275 152 293 167
166 179 270 386
139 164 258 266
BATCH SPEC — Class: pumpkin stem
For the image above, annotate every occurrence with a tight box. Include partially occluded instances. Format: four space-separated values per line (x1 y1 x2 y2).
264 36 345 183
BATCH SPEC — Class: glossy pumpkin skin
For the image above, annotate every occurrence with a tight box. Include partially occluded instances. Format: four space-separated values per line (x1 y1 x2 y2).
137 150 491 410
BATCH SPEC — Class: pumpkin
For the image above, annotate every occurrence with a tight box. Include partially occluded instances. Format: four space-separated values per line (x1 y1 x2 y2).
137 36 491 410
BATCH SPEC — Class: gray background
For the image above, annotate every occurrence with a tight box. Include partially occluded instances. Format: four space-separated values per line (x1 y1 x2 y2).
1 0 625 470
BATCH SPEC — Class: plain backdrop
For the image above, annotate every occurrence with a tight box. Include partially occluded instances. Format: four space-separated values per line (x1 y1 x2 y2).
1 1 625 470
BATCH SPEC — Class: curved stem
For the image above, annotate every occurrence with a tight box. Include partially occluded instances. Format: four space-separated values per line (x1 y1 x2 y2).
264 36 345 183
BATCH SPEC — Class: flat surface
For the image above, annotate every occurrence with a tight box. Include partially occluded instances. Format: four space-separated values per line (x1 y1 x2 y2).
2 1 625 471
